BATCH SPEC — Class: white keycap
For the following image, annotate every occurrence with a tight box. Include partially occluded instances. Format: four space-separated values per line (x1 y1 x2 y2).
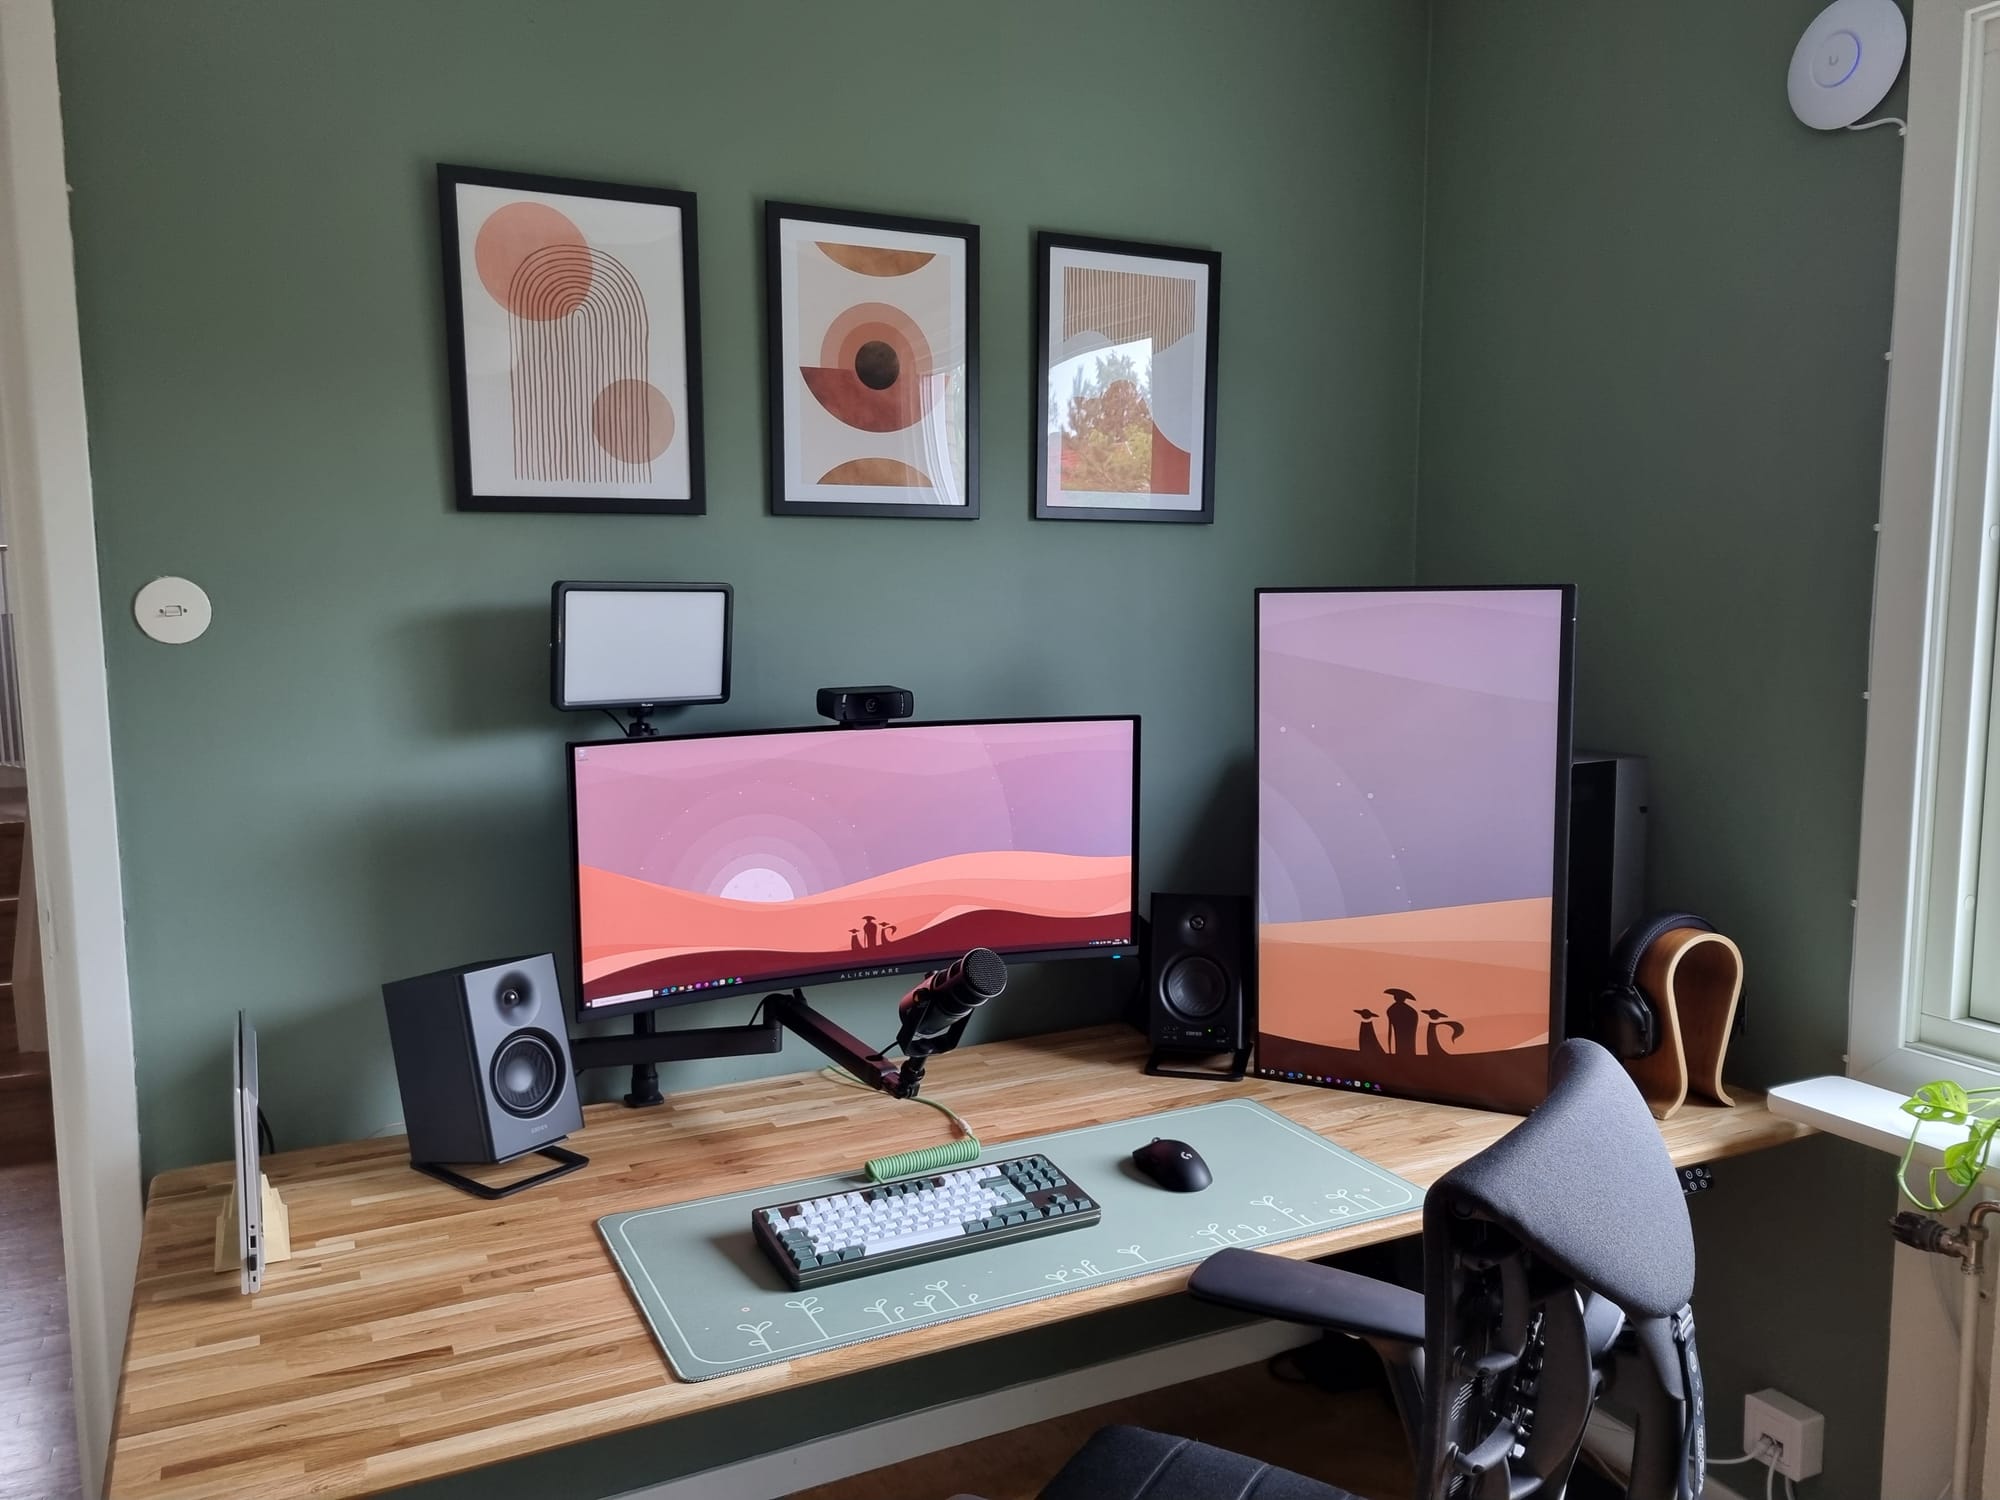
864 1224 964 1255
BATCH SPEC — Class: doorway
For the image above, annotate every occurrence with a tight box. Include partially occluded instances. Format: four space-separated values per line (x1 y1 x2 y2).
0 535 74 1497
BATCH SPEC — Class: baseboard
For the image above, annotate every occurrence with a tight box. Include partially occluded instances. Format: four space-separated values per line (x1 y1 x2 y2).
1582 1410 1753 1500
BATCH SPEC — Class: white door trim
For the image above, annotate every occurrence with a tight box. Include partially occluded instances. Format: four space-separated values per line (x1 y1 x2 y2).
0 3 143 1496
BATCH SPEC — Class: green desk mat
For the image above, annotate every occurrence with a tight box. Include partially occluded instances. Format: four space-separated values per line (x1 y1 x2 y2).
599 1099 1423 1382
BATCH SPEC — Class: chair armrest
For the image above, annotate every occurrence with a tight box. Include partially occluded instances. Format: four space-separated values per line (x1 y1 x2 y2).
1188 1247 1424 1345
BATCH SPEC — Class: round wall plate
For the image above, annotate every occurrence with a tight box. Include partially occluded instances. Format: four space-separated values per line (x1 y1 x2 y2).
134 576 212 644
1789 0 1907 130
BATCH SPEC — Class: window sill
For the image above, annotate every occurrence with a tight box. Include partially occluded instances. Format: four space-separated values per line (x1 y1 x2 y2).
1768 1075 1966 1161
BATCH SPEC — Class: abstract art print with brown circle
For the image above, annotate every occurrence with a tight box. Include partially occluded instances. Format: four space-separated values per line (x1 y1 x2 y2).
439 166 705 514
765 203 977 519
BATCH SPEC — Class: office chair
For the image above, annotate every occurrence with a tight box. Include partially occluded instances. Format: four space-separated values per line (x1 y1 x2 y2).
967 1040 1704 1500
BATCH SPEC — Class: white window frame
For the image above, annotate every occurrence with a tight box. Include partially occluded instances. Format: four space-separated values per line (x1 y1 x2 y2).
1853 0 2000 1091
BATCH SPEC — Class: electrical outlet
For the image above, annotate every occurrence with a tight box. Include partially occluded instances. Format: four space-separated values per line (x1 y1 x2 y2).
1744 1388 1825 1480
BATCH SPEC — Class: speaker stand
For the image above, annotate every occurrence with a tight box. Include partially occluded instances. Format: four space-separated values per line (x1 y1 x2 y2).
1144 1046 1251 1082
414 1145 588 1200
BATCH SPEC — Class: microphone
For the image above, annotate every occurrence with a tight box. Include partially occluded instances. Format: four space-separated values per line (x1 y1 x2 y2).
896 948 1007 1057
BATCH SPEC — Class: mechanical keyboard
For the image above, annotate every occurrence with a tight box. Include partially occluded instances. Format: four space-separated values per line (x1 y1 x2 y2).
751 1152 1100 1289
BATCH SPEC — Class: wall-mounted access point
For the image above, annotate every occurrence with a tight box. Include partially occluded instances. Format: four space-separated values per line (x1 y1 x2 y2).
133 576 211 644
1788 0 1907 130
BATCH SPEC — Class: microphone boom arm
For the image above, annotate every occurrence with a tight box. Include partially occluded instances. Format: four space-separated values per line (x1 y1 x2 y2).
763 950 1006 1103
761 989 910 1096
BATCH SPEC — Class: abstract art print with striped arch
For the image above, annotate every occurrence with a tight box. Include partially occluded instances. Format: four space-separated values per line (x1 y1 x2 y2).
1034 232 1220 524
764 202 978 519
438 165 705 515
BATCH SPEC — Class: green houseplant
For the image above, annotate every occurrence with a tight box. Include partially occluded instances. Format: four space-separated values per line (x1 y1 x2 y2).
1900 1079 2000 1210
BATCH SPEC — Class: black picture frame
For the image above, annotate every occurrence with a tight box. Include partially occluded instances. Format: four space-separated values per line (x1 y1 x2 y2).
1033 231 1220 524
437 164 706 515
764 201 979 519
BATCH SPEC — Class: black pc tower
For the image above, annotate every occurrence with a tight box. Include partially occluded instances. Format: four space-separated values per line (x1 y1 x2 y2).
1563 752 1649 1040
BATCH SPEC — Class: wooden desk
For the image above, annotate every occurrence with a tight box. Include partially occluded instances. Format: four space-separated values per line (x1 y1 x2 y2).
105 1026 1808 1500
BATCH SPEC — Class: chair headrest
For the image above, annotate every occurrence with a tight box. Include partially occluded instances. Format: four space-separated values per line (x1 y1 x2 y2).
1428 1039 1695 1318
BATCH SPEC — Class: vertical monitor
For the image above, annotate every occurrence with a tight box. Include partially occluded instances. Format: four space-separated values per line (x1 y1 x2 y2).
1255 587 1574 1113
569 717 1140 1019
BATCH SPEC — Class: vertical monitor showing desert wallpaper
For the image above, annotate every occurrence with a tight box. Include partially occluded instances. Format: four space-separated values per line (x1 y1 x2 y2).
572 719 1137 1011
1257 589 1571 1112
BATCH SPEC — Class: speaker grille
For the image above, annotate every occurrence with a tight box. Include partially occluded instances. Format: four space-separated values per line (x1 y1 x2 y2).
490 1030 564 1119
1162 954 1228 1021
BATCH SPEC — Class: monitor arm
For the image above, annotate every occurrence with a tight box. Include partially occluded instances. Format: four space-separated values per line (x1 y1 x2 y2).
571 977 963 1107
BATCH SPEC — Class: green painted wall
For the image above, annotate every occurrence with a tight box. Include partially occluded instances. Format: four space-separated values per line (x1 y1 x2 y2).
53 0 1431 1178
1415 1 1901 1491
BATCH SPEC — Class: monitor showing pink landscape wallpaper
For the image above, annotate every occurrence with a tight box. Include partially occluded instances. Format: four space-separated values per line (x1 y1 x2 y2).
571 719 1137 1010
1256 589 1572 1113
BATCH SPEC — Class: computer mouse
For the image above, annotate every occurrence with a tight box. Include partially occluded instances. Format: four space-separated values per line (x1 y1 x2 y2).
1132 1137 1211 1193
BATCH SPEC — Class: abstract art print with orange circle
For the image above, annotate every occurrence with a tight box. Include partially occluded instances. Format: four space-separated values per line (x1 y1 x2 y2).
765 202 977 519
439 165 705 514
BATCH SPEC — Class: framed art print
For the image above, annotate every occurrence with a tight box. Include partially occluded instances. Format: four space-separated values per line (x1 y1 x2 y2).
439 165 704 514
765 202 977 519
1034 233 1219 524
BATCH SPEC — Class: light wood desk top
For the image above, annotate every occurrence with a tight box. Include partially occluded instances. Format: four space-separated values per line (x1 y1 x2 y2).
106 1026 1810 1500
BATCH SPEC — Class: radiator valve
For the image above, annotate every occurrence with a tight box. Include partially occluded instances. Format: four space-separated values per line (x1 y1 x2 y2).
1891 1203 2000 1273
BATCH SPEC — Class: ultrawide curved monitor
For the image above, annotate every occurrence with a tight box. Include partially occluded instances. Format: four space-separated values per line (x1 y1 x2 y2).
1255 587 1574 1114
569 717 1140 1019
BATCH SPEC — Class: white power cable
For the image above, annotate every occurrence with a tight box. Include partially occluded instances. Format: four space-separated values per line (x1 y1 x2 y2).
1711 1437 1787 1498
1712 1437 1781 1468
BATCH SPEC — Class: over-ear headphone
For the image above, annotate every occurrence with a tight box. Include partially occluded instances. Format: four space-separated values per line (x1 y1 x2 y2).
1594 912 1715 1060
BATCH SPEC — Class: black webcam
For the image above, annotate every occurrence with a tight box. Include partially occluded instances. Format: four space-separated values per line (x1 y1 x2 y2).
817 685 914 728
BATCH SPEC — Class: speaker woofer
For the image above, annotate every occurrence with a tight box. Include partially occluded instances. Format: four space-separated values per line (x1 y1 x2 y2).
490 1029 563 1118
1162 954 1228 1022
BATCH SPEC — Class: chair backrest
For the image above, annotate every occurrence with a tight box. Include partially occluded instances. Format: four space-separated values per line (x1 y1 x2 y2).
1415 1039 1704 1500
